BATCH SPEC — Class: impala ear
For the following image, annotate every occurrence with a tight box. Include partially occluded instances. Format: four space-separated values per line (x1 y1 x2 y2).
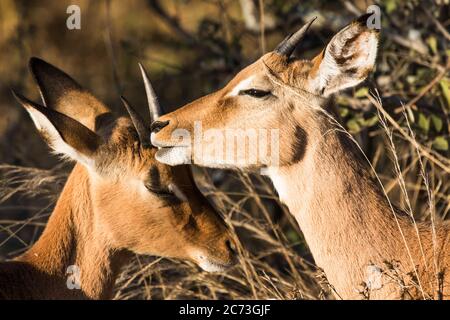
29 57 110 131
12 91 102 167
308 14 379 97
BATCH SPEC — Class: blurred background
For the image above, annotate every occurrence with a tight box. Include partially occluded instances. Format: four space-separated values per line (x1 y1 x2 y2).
0 0 449 299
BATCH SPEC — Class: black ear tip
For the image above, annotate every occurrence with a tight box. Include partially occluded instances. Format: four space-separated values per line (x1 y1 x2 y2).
11 88 22 101
354 13 381 34
29 56 44 69
29 56 41 64
29 56 54 75
10 89 30 106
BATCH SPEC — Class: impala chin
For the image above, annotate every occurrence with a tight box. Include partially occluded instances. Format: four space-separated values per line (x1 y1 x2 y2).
198 260 229 272
155 146 191 166
191 251 233 273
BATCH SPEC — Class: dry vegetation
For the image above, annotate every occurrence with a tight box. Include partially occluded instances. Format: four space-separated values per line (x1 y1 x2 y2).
0 0 449 299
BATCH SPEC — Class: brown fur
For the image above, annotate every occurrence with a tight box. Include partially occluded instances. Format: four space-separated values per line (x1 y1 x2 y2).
151 19 449 299
0 59 236 299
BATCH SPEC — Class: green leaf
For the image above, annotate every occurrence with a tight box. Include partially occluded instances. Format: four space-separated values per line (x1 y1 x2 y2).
365 115 379 127
406 75 416 85
347 119 361 133
432 136 449 151
354 87 369 98
357 115 378 127
339 107 349 117
426 36 438 55
418 113 430 133
440 78 450 110
286 229 301 243
415 68 429 80
336 96 350 107
431 114 443 132
385 0 398 13
407 107 415 123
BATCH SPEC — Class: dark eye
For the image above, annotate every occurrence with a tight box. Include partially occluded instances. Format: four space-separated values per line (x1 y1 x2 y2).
239 89 271 98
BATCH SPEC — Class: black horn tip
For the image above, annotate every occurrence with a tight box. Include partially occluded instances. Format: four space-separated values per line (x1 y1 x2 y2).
275 16 317 57
119 95 129 105
120 95 152 148
10 89 33 106
120 95 131 111
139 62 163 122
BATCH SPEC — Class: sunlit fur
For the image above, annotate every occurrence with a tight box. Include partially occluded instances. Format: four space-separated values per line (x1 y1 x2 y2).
0 59 236 299
152 18 449 299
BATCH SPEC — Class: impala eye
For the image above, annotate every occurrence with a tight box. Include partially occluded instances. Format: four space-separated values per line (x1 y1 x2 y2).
239 89 271 98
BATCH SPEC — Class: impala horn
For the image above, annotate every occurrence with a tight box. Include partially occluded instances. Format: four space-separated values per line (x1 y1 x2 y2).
139 62 163 123
275 17 316 57
120 95 152 148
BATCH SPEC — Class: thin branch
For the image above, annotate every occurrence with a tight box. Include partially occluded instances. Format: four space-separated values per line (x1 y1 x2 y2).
368 94 450 174
394 57 450 114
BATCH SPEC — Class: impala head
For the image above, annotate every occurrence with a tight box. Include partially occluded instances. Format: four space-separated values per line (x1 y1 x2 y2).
151 14 379 170
13 58 237 272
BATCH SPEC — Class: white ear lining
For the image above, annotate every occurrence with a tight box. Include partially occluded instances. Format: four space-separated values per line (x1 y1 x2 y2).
310 29 378 96
25 106 95 168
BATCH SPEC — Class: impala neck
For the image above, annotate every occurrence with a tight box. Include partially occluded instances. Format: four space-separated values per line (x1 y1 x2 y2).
268 110 409 298
16 164 128 299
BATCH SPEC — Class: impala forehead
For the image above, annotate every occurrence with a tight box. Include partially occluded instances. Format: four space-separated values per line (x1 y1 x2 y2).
222 59 268 96
227 75 255 97
224 56 289 98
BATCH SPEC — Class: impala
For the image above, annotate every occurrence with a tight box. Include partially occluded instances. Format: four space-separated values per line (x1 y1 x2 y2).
150 15 449 299
0 58 236 299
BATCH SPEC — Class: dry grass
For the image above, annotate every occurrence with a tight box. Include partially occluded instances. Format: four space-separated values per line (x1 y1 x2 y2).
112 168 326 300
0 0 449 299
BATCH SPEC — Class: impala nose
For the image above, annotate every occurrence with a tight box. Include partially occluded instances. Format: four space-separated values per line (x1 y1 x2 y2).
150 120 170 133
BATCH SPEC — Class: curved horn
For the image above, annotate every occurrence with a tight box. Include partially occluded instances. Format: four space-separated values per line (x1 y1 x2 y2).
138 62 162 123
120 96 151 148
275 17 317 57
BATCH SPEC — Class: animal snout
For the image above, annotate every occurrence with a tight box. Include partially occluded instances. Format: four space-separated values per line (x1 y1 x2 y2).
150 117 180 147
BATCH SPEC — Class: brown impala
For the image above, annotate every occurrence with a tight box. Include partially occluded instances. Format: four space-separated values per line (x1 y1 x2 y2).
0 58 236 299
150 15 449 299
